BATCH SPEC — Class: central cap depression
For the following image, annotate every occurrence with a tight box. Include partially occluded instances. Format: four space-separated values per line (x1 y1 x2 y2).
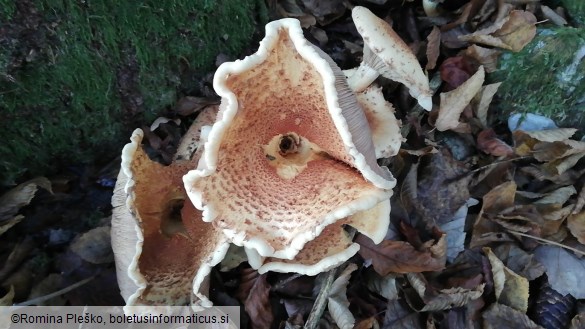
183 18 395 260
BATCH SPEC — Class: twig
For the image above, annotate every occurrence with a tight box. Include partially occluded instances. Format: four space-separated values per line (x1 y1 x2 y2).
509 231 585 257
271 273 303 292
15 275 96 306
304 268 338 329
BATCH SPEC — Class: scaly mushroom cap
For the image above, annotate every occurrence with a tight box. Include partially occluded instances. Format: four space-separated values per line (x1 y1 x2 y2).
255 199 390 275
184 18 395 260
112 121 228 309
349 6 433 111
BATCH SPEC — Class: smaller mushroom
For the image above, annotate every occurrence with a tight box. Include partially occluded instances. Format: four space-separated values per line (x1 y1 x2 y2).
347 6 433 111
111 107 228 310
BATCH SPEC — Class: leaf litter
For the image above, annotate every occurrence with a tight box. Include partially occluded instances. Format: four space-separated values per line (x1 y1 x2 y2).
2 0 585 328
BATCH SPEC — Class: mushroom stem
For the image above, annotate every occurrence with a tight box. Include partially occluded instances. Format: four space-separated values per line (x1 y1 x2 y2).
346 63 380 93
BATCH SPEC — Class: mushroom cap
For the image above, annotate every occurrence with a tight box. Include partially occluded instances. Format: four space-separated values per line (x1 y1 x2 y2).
184 18 395 260
352 6 433 111
111 125 228 310
255 199 390 275
356 85 404 158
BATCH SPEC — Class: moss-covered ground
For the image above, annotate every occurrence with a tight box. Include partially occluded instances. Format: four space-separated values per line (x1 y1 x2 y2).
0 0 266 185
491 27 585 131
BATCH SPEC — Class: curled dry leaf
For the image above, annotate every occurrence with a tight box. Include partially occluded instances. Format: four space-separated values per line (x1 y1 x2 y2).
573 186 585 214
482 303 542 329
484 248 529 312
477 129 514 157
406 273 485 312
473 83 502 128
426 26 441 70
459 10 537 52
365 271 398 301
0 177 52 221
436 66 485 131
439 56 476 90
327 264 357 329
470 181 517 248
356 233 446 275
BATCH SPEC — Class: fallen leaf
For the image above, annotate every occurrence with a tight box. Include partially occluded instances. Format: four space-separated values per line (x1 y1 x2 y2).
327 264 357 329
70 226 114 265
482 303 542 329
571 313 585 329
473 83 501 127
0 177 52 221
440 199 478 262
406 273 485 312
365 271 398 300
477 129 514 157
567 211 585 245
0 215 23 236
383 298 423 329
533 245 585 299
437 66 485 131
426 26 441 70
464 45 501 73
534 186 576 205
0 286 14 306
356 233 446 275
470 181 517 248
459 11 537 52
244 273 273 329
484 248 529 312
493 244 545 281
439 56 476 90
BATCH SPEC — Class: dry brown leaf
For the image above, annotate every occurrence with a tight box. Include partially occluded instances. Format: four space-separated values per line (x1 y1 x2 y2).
484 248 529 312
426 26 441 70
535 186 576 205
356 234 446 275
244 273 273 329
436 66 485 131
459 11 537 52
533 140 585 162
464 45 501 73
517 128 578 143
0 177 52 221
406 273 485 312
354 317 377 329
482 303 542 329
70 226 114 264
567 211 585 244
477 129 514 157
473 82 501 127
0 215 23 237
470 182 517 248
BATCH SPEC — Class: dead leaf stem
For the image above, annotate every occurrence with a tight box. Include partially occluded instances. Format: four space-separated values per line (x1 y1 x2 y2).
15 275 96 306
508 231 585 257
304 267 339 329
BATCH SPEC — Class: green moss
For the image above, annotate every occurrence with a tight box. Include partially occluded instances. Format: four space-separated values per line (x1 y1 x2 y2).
0 0 265 185
491 27 585 129
562 0 585 26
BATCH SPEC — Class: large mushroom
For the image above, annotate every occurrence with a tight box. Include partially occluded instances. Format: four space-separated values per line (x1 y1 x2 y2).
347 6 433 111
183 18 395 261
111 107 228 310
